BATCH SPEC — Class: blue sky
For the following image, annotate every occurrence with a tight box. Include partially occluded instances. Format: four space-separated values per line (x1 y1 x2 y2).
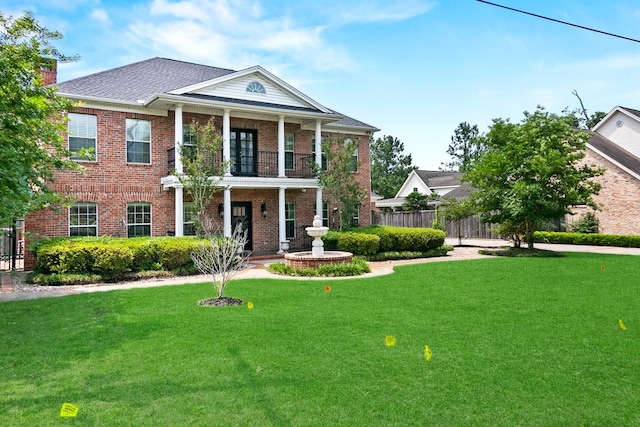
6 0 640 169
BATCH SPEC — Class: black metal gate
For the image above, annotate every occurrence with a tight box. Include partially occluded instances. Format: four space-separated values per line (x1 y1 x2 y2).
1 223 24 271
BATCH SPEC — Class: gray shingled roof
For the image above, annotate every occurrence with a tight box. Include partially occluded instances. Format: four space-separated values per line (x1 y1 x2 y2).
415 170 463 188
55 57 378 131
620 107 640 119
56 57 235 103
588 131 640 177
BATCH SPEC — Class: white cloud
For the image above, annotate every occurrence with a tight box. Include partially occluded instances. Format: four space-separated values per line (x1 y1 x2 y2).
330 0 436 24
90 9 111 25
125 0 355 76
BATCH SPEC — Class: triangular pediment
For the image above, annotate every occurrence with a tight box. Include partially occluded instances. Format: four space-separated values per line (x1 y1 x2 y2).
168 66 331 113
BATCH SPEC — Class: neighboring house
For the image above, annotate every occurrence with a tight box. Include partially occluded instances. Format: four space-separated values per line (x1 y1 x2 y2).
25 57 378 266
572 106 640 235
375 170 463 210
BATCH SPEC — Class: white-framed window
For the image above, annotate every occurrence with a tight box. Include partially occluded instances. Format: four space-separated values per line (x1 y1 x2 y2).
69 202 97 236
285 132 294 170
68 113 96 161
181 123 197 161
246 81 266 94
322 200 329 227
352 205 360 228
127 202 151 237
345 138 358 172
183 202 196 236
126 119 151 164
311 137 328 170
285 201 295 239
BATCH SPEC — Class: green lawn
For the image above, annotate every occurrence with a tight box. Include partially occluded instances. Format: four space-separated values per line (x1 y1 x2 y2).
2 252 640 426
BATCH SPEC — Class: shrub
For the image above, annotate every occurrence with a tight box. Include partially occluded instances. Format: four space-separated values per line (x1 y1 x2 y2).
32 236 201 279
322 231 340 251
478 248 563 258
533 231 640 248
335 232 379 255
365 247 450 261
356 225 445 252
267 258 370 277
567 212 599 234
27 272 102 286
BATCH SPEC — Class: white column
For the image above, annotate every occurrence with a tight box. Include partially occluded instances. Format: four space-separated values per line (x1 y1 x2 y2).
315 119 323 219
278 115 286 178
174 104 183 174
278 187 286 253
316 188 323 220
223 186 231 237
175 187 184 236
223 109 231 176
174 105 184 236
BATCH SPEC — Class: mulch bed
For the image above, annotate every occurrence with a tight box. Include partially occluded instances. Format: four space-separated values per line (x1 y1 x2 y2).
198 297 244 307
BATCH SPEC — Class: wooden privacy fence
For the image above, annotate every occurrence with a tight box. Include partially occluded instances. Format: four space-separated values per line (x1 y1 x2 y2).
374 211 501 239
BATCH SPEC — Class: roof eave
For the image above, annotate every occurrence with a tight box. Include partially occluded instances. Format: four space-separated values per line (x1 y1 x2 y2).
149 93 344 121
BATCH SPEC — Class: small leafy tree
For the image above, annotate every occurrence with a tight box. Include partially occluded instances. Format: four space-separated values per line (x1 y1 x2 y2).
441 197 477 245
191 223 250 303
465 106 604 249
370 135 416 198
403 191 437 211
315 136 367 231
0 11 83 224
177 119 229 235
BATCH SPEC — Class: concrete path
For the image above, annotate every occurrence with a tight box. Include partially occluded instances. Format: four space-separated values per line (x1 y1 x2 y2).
2 238 639 302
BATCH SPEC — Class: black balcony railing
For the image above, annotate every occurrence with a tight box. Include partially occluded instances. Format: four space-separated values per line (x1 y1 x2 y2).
167 148 316 178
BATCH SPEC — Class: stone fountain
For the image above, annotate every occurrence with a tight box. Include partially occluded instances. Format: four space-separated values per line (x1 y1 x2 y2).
284 215 353 269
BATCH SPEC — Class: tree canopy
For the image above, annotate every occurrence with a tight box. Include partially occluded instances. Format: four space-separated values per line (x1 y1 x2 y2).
441 122 485 172
0 11 80 224
316 137 367 230
370 135 416 199
464 107 603 249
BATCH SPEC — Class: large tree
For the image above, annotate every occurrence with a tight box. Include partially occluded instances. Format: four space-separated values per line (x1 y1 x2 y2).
441 122 485 172
464 107 603 249
370 135 416 199
0 11 81 224
316 136 367 231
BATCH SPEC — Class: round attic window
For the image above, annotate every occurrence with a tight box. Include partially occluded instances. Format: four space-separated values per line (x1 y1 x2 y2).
246 81 266 94
616 120 624 128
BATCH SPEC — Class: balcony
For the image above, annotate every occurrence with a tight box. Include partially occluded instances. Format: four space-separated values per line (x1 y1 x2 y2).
167 148 316 178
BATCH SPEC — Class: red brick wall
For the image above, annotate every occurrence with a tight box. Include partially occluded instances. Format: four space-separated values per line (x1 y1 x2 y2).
568 149 640 235
24 108 374 269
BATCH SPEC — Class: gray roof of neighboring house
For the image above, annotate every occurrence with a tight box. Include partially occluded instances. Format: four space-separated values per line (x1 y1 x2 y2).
442 181 475 200
620 107 640 119
56 57 378 131
588 131 640 177
415 170 463 188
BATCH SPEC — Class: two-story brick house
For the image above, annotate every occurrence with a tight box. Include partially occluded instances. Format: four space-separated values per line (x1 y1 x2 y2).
26 57 378 262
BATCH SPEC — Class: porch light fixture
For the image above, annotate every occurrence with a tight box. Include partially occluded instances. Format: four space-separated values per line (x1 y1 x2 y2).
218 203 224 218
261 203 268 218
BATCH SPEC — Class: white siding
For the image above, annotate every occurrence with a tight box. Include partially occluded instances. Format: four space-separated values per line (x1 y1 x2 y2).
397 174 431 197
193 75 310 109
597 111 640 159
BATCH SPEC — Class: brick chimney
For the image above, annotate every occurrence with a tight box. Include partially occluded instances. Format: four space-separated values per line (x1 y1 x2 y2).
39 58 57 85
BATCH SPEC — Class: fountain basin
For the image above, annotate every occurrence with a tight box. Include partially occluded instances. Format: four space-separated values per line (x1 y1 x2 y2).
284 251 353 270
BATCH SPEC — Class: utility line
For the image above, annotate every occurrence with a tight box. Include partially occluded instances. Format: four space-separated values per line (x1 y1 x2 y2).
476 0 640 44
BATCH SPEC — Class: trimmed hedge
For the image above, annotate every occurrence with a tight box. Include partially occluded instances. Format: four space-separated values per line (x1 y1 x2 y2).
321 231 380 255
354 225 446 252
533 231 640 248
31 236 200 278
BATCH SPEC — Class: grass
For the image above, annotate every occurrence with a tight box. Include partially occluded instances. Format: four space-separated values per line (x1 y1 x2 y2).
2 252 640 426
